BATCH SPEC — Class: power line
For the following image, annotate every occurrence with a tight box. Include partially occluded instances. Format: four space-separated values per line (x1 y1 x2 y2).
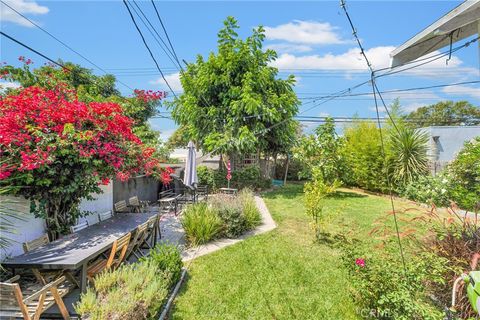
340 0 408 279
302 80 480 100
0 31 68 70
129 0 180 70
0 0 135 92
150 0 181 68
122 0 177 98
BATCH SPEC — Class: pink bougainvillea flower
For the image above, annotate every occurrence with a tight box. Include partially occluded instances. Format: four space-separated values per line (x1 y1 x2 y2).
355 258 366 268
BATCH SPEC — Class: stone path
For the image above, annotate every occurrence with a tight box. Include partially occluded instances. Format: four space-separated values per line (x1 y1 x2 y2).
155 195 276 262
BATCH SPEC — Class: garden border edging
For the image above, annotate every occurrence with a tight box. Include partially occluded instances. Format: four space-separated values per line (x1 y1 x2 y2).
181 195 276 261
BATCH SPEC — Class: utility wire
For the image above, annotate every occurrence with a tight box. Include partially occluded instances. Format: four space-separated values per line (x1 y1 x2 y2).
129 0 180 70
150 0 181 68
0 0 135 91
0 31 69 70
123 0 177 99
340 0 408 278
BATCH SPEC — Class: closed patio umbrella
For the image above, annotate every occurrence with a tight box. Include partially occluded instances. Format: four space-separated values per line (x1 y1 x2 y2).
183 141 198 187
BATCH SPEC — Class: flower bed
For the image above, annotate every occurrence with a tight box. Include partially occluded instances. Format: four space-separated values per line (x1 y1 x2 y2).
75 243 182 320
181 189 261 246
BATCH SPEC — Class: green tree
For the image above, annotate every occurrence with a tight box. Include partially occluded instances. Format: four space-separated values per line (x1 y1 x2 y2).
169 17 299 157
293 117 345 182
342 120 388 192
405 101 480 128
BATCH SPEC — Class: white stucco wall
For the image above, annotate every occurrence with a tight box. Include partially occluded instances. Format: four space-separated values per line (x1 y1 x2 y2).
419 126 480 162
0 182 113 260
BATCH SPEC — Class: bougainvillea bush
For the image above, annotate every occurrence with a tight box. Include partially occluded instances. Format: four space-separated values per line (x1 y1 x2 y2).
0 85 170 237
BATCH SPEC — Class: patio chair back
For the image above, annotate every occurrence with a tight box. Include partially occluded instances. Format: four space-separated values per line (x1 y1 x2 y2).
22 234 49 253
126 221 150 259
128 196 140 207
114 200 128 213
105 232 132 270
98 210 114 222
0 275 71 320
145 214 161 247
70 220 89 233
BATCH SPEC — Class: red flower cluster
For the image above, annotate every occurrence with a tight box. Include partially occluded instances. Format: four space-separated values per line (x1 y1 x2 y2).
161 167 174 185
133 89 167 103
0 86 169 183
18 56 33 65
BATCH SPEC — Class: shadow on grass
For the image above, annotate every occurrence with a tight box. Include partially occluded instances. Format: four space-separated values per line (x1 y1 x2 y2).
331 190 367 199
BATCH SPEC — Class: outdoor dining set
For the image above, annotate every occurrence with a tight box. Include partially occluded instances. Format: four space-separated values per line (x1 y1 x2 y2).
0 195 170 320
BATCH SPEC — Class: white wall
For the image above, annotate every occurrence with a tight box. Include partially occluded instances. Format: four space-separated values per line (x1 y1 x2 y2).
0 182 113 260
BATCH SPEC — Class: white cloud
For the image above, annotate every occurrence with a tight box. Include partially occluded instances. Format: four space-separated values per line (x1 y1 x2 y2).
265 20 348 45
265 43 313 53
271 46 474 81
401 102 428 112
150 72 183 92
0 81 21 91
442 85 480 100
271 46 395 71
0 0 49 27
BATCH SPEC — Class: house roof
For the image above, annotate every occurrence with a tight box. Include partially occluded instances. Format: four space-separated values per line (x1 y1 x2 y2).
390 0 480 67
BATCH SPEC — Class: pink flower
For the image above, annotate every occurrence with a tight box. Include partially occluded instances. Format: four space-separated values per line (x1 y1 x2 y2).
355 258 366 268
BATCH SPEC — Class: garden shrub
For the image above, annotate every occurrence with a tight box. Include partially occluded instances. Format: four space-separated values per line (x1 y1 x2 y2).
147 243 183 284
415 206 480 318
76 244 182 319
341 240 445 320
400 174 451 208
76 260 170 320
197 165 271 191
238 189 261 229
446 137 480 212
209 194 247 238
342 121 389 193
181 203 223 245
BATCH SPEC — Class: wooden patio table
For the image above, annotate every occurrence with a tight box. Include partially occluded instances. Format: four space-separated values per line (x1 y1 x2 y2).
2 212 159 293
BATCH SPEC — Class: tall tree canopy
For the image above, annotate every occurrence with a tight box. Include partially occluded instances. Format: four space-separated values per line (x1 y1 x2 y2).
405 101 480 128
169 17 299 156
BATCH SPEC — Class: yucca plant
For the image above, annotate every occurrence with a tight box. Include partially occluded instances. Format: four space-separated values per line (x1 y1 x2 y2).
388 128 429 186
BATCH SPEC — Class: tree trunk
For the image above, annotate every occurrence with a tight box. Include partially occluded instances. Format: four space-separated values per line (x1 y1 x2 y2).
283 155 290 186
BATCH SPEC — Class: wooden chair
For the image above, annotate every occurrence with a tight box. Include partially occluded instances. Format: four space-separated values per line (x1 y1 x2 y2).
22 235 80 289
144 214 161 249
70 220 89 233
126 222 150 259
128 196 146 213
0 275 72 320
114 200 129 213
87 233 131 281
98 210 114 222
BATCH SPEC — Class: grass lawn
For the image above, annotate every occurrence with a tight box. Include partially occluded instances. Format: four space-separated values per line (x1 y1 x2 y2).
171 183 417 320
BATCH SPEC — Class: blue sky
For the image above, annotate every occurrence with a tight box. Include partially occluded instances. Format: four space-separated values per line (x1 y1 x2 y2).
1 0 479 140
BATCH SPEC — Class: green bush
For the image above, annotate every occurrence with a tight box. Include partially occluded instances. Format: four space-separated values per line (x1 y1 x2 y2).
400 174 451 208
148 243 183 284
342 121 389 193
75 260 170 319
341 240 445 320
446 137 480 211
197 165 271 191
209 194 247 238
181 203 223 245
238 189 261 229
